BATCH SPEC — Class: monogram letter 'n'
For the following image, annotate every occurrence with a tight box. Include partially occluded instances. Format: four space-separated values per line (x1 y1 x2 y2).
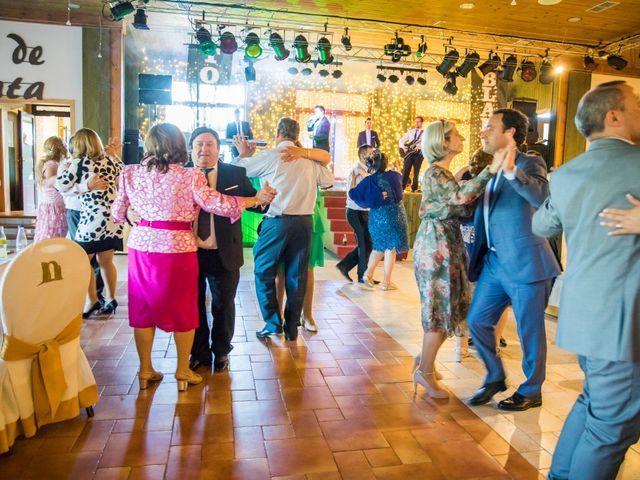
39 261 63 285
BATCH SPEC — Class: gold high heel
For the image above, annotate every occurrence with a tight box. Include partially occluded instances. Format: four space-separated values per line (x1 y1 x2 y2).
412 370 449 399
412 355 443 380
138 370 164 390
175 369 203 392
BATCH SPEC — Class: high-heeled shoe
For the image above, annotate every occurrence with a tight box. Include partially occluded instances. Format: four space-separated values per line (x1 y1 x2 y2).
412 355 443 380
175 369 203 392
83 301 101 319
381 282 398 291
138 370 164 390
100 299 118 315
413 370 449 399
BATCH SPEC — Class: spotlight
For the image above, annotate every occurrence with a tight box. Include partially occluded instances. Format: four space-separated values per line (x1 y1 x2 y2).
317 37 334 65
109 1 134 21
288 67 298 75
456 51 480 77
405 75 415 85
500 54 518 82
388 74 399 83
332 69 343 79
519 60 537 82
416 36 427 58
436 49 459 77
294 35 311 63
607 54 627 70
196 26 217 56
244 32 262 59
132 8 149 29
443 73 458 95
384 33 411 62
479 52 501 76
319 69 330 77
417 77 427 85
341 27 352 51
539 58 554 84
219 31 238 55
301 67 313 76
376 73 386 83
583 55 597 71
269 32 289 61
244 65 256 82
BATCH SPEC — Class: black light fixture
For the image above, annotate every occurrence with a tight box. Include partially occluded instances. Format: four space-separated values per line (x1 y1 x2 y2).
416 35 427 59
301 67 313 76
479 51 501 76
500 54 518 81
109 1 134 21
287 66 298 75
443 73 458 95
583 55 597 71
244 64 256 82
384 33 411 62
456 51 480 77
539 58 554 84
607 54 627 70
294 34 311 63
388 74 399 83
519 60 537 82
436 48 460 77
219 31 238 54
405 75 415 85
332 69 343 79
417 77 427 85
244 32 262 60
341 27 352 51
376 73 387 83
132 8 149 29
317 37 334 65
196 26 217 56
319 69 330 77
269 32 289 61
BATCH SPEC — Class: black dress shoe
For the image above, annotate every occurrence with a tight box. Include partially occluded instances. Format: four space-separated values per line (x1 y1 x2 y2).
498 393 542 411
214 355 229 372
336 264 353 282
189 357 212 370
468 380 507 406
256 327 281 339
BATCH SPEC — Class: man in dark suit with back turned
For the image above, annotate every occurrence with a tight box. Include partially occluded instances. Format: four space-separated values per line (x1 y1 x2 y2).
357 117 380 149
467 108 561 411
534 81 640 480
188 127 274 372
226 108 253 158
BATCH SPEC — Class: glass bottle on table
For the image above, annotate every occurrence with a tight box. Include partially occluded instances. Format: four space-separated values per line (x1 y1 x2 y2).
0 226 6 258
16 225 28 253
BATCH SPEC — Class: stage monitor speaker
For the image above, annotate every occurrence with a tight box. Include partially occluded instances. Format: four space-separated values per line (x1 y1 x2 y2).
512 99 538 146
139 89 172 105
123 129 143 165
138 74 172 105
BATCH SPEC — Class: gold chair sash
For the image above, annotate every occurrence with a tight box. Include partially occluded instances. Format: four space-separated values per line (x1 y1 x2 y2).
0 314 82 427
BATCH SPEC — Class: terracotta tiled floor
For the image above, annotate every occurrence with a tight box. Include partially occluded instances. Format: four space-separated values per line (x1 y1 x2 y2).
1 262 545 479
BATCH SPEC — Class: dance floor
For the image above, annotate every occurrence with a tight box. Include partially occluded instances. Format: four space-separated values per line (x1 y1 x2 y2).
1 251 638 479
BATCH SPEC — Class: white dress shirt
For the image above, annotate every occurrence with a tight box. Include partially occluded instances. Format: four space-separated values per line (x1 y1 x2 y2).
398 128 423 149
230 140 334 217
345 162 369 211
194 166 218 250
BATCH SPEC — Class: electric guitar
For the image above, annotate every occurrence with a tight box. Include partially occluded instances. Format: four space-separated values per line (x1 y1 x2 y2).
399 135 423 159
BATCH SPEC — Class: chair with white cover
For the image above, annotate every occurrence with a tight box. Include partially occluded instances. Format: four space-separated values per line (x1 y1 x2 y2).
0 238 98 454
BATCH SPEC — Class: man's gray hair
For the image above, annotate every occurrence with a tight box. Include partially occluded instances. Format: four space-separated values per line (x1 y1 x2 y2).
276 117 300 141
575 80 627 138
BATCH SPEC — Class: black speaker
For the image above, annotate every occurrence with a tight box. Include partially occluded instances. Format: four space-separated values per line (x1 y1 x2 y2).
138 74 172 105
512 99 538 146
123 129 143 165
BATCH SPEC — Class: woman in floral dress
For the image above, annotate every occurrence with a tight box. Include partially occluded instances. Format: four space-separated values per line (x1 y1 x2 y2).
412 120 501 398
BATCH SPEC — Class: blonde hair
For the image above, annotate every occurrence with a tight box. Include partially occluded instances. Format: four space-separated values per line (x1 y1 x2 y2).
144 123 188 173
36 136 68 185
72 128 104 160
421 120 455 164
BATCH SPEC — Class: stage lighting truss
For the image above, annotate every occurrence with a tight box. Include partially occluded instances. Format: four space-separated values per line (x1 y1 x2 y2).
384 32 411 63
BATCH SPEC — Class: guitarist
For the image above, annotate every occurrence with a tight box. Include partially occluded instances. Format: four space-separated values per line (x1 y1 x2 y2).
398 116 424 192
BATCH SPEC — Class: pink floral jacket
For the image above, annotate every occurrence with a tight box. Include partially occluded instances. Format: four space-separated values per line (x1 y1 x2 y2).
111 162 243 253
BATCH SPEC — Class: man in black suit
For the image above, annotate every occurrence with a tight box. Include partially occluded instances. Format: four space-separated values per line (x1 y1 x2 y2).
307 105 331 152
188 127 272 372
357 117 380 149
225 108 253 158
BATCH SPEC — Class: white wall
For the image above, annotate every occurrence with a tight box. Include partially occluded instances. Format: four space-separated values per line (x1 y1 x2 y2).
591 73 640 92
0 20 83 124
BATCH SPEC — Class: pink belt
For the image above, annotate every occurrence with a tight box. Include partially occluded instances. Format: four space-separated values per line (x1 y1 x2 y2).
138 219 192 231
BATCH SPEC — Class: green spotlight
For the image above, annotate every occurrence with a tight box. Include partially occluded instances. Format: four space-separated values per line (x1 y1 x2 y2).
244 32 262 59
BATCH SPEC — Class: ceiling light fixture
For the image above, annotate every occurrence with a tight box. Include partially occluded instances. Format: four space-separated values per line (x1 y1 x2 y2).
244 32 262 59
417 77 427 85
268 32 289 61
244 64 256 82
332 69 343 79
109 1 134 21
478 51 501 76
195 26 217 56
405 75 415 85
219 30 238 55
539 57 554 84
384 32 412 62
583 55 598 71
294 34 311 63
416 35 427 58
436 47 460 77
376 73 387 83
388 74 399 83
459 2 475 9
519 60 537 81
456 51 480 77
501 54 518 81
317 37 334 65
132 8 149 30
607 54 627 70
341 27 352 51
443 73 458 95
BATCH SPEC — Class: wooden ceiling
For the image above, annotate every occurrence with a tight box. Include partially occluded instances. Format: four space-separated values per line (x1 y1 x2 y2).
1 1 639 52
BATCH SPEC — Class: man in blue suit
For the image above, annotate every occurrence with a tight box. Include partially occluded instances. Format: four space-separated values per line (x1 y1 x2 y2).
467 108 561 411
357 117 380 149
534 80 640 480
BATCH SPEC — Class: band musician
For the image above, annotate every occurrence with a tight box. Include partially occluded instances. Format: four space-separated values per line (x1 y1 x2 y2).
398 115 424 192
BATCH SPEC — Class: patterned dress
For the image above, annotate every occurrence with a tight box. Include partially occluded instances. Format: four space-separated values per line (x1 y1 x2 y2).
413 164 493 335
34 160 68 242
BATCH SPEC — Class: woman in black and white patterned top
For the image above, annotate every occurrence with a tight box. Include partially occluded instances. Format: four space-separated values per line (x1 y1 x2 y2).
56 128 123 318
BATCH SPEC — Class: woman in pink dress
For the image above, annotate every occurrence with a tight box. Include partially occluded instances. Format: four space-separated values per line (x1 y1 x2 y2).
34 136 68 242
112 123 275 392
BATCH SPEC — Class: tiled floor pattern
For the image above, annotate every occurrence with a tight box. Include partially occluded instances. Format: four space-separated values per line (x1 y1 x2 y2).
1 251 638 479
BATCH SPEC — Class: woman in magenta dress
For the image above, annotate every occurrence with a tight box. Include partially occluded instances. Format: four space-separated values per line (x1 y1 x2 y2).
34 136 68 242
112 123 274 392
